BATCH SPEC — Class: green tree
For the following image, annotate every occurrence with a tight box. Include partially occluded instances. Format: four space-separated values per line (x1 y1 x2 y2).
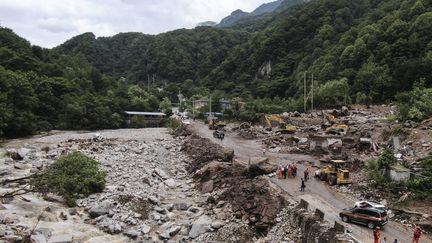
30 152 106 206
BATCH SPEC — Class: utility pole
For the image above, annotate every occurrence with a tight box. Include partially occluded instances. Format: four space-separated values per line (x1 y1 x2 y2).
147 74 150 91
311 73 314 111
192 98 195 119
304 72 307 112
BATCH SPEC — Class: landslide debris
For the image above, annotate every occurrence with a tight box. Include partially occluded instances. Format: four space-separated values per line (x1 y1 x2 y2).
181 128 286 238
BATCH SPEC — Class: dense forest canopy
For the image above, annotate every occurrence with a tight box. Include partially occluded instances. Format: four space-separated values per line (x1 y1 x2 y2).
1 0 432 137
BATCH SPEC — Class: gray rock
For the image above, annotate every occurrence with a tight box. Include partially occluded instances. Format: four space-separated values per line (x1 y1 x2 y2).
8 150 23 160
189 215 211 238
168 225 181 237
89 201 112 217
248 157 275 176
148 196 160 205
31 234 47 243
201 180 213 193
153 168 169 179
0 168 11 176
166 204 174 211
154 206 166 214
3 235 23 241
188 207 200 213
124 230 140 239
164 178 176 188
216 200 225 208
211 220 224 229
107 223 122 234
141 224 151 234
47 234 72 243
151 213 161 221
68 208 78 216
159 231 170 240
14 163 30 170
35 228 52 239
173 201 191 211
33 161 44 170
2 197 13 204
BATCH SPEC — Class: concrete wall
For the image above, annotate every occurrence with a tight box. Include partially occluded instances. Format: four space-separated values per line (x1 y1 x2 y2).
289 200 357 243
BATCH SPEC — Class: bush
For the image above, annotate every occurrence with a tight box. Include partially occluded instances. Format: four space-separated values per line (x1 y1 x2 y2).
30 152 106 206
367 147 396 185
396 87 432 122
165 118 182 132
367 159 388 185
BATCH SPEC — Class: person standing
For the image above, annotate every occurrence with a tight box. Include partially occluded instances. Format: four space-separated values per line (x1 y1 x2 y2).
287 164 292 178
413 225 422 243
282 165 287 179
262 148 266 155
381 236 387 243
393 239 398 243
300 178 306 192
373 227 381 243
277 165 282 179
304 169 308 181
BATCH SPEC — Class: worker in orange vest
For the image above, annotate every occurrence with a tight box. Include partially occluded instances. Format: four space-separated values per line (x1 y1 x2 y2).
373 227 381 243
277 165 282 179
412 225 422 243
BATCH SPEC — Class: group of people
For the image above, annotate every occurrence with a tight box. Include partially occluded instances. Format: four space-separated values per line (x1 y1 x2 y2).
277 163 312 192
277 163 298 179
373 225 422 243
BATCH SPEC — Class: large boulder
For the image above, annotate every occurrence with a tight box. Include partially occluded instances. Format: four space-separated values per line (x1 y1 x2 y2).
189 215 211 238
248 157 276 177
88 201 112 217
216 147 234 162
201 180 214 193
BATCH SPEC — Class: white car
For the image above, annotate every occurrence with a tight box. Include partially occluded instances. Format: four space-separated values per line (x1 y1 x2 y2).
354 200 386 210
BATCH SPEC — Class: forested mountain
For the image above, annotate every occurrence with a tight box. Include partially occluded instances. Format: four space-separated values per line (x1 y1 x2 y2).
1 0 432 137
250 0 285 16
216 0 304 28
55 27 250 85
208 0 432 104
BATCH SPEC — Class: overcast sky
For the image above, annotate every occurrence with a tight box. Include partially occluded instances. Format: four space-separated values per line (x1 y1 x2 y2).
0 0 270 48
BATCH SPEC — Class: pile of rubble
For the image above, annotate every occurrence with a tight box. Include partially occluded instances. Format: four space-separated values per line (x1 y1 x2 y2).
181 130 287 239
231 123 269 139
264 200 356 243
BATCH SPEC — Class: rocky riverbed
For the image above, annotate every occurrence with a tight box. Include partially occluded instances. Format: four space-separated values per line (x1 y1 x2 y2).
0 128 233 242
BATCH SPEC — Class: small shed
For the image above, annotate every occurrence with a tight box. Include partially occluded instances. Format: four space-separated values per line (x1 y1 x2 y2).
389 164 411 181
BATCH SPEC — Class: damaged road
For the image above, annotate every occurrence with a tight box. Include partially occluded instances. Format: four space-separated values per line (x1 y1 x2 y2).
189 119 432 243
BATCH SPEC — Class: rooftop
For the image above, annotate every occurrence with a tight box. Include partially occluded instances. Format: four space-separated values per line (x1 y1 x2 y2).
124 111 166 116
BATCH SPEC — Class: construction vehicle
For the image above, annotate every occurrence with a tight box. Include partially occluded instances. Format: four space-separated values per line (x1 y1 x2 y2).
315 160 352 186
264 114 297 134
276 125 297 134
325 124 348 135
208 118 226 130
264 114 286 127
213 129 225 139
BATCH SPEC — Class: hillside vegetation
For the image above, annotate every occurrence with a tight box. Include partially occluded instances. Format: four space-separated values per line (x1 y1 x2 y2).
1 0 432 137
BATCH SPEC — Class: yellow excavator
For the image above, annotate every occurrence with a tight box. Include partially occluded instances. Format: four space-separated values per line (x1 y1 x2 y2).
325 114 348 135
208 118 226 130
264 115 297 134
315 160 352 186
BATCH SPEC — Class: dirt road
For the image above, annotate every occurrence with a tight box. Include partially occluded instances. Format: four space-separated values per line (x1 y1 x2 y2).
188 120 430 243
